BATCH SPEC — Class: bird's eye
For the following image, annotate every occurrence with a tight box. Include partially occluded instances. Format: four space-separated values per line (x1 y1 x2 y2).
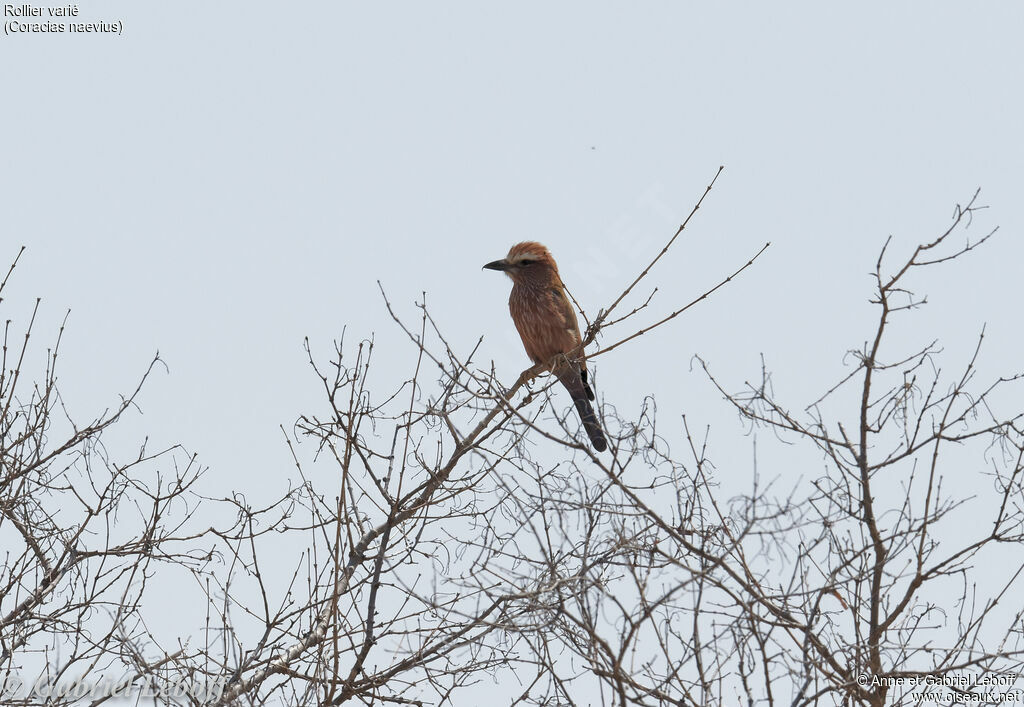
517 259 535 266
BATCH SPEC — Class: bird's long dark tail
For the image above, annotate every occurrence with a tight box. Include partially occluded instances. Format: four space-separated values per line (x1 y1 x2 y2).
558 371 608 452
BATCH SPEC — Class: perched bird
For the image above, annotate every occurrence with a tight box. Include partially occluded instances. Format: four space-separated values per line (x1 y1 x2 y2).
484 242 608 452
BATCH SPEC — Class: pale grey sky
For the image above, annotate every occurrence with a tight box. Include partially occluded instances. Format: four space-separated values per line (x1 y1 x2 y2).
4 2 1023 701
5 2 1020 485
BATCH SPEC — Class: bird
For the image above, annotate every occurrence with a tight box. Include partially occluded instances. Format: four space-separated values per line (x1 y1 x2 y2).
484 241 608 452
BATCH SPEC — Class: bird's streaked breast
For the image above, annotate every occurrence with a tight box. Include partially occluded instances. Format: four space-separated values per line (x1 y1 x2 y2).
509 283 581 365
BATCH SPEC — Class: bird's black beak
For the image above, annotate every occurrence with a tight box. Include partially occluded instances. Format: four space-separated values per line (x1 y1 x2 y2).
483 259 511 272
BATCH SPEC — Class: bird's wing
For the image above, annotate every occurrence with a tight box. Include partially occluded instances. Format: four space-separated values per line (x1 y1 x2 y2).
548 286 583 349
547 287 596 398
